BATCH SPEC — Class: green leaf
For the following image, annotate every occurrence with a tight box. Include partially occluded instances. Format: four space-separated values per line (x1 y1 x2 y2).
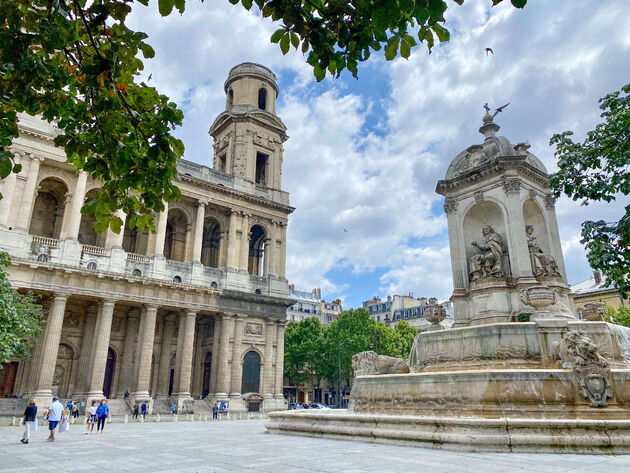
432 24 450 43
138 43 155 59
158 0 175 16
280 32 290 55
270 29 285 44
511 0 528 8
290 32 299 50
242 0 253 10
385 37 400 61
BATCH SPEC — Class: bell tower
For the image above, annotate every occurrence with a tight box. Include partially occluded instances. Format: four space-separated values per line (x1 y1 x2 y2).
209 63 288 191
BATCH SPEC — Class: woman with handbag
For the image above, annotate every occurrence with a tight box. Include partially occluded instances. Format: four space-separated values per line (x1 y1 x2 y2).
20 399 37 444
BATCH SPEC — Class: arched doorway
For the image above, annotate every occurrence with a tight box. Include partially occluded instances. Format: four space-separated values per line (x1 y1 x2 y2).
78 188 105 246
241 350 261 394
122 216 149 255
29 178 68 239
163 209 189 261
0 362 19 397
103 348 116 398
248 225 266 276
202 352 212 397
201 219 221 268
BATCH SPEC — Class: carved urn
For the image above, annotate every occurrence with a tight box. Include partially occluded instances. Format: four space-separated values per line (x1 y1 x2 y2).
582 302 607 321
519 285 557 318
424 304 446 331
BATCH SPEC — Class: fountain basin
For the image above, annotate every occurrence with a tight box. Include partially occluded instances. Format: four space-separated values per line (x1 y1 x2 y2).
266 410 630 454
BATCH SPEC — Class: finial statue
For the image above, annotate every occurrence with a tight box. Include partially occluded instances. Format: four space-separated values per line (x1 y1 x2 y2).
482 102 510 120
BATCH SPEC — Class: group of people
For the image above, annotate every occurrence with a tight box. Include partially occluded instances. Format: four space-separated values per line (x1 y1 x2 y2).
132 401 148 420
20 397 111 444
212 402 228 420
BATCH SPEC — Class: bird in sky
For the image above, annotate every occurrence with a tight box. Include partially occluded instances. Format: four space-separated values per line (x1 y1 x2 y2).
492 103 510 118
148 73 153 81
343 228 348 233
484 47 494 56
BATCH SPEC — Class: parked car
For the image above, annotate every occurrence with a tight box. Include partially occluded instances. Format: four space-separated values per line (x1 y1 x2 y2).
308 403 330 409
288 403 305 410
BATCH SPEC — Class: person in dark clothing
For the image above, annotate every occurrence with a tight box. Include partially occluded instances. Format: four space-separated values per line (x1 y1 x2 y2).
133 402 139 420
141 402 147 419
212 405 218 420
21 399 37 444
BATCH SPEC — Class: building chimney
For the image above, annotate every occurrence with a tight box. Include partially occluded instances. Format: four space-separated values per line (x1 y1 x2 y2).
593 270 602 284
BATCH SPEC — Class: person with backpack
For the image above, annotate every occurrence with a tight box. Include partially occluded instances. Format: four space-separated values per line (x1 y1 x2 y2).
95 399 109 434
20 399 37 444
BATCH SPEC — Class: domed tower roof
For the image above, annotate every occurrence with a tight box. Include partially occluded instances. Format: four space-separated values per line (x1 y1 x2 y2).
224 62 279 97
443 105 547 182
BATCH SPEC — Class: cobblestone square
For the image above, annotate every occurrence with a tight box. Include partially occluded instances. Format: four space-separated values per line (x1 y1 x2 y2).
2 419 630 473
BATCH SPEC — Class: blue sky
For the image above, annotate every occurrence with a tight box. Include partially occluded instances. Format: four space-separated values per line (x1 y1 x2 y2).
128 1 630 309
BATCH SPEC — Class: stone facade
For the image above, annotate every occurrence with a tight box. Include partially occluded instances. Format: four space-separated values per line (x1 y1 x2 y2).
286 285 342 325
363 295 453 331
572 271 626 316
436 108 575 326
0 63 292 413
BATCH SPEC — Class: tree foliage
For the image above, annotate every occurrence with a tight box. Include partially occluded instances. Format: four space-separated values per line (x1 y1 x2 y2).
1 0 528 233
549 83 630 299
606 304 630 328
284 308 418 391
0 252 43 364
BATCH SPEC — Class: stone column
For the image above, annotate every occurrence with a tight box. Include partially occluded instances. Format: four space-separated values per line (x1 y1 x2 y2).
60 171 88 240
209 316 221 395
116 310 139 397
31 294 68 398
504 181 535 281
274 321 286 399
263 321 276 399
85 300 115 399
278 222 287 278
192 201 206 263
173 311 196 399
191 319 206 397
147 202 169 255
239 213 250 271
226 211 238 269
72 304 98 397
262 238 272 276
214 315 234 399
15 154 42 232
229 316 245 399
156 314 175 397
0 152 21 228
133 305 158 399
104 210 126 249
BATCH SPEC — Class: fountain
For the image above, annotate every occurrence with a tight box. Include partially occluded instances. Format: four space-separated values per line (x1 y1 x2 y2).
266 107 630 453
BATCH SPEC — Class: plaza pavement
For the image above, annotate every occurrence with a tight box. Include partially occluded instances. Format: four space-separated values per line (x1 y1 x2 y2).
1 419 630 473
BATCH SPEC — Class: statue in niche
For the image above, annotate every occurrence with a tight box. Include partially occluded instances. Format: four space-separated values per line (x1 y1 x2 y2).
469 225 506 281
526 225 561 278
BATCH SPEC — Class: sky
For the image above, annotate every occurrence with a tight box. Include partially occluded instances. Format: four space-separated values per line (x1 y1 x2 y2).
127 0 630 309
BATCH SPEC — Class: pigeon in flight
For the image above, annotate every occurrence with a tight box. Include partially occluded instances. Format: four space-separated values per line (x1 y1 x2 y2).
484 48 494 56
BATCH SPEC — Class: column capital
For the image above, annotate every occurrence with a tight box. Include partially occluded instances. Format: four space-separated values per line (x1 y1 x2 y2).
52 292 71 302
183 310 197 319
195 200 208 208
101 299 116 307
144 304 160 312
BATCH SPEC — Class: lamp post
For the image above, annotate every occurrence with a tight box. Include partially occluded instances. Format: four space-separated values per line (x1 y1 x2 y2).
337 339 352 408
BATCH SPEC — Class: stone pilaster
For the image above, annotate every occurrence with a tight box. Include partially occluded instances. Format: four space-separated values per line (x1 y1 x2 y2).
226 210 238 269
30 294 68 399
209 316 221 395
104 210 126 249
156 314 175 397
60 170 87 240
239 213 250 271
274 321 286 399
133 304 158 399
147 201 169 255
15 154 42 232
85 300 115 399
214 315 234 399
173 311 196 400
0 152 21 228
279 222 287 278
72 304 98 397
229 315 245 399
192 201 206 263
116 309 139 397
263 321 276 398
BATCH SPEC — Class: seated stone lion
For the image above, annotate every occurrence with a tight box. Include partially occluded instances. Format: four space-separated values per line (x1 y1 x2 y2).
352 350 410 376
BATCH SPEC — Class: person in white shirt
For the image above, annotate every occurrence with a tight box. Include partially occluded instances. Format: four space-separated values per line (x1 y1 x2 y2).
45 397 63 441
86 400 98 434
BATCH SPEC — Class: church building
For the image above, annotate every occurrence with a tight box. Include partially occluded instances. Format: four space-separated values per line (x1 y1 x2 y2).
0 63 293 414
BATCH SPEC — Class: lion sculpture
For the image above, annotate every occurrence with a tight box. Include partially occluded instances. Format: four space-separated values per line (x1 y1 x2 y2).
352 350 410 376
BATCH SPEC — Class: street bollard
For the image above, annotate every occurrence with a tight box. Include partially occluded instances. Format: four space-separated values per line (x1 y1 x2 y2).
173 414 178 422
156 414 160 422
123 414 128 424
11 417 16 426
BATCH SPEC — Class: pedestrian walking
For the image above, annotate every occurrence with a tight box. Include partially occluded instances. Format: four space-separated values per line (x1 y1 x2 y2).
223 403 229 417
133 402 139 420
212 404 218 420
20 399 37 444
45 396 63 442
95 399 109 434
171 403 177 416
124 391 129 399
141 402 147 419
86 400 97 434
72 402 79 419
66 400 73 414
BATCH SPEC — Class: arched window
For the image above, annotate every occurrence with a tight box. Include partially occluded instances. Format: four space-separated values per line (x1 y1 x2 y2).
122 216 149 255
173 275 182 283
255 152 268 185
132 268 142 277
87 262 97 270
228 88 233 108
248 225 266 276
241 351 261 394
78 189 102 246
201 218 221 268
37 254 48 262
29 178 68 239
163 208 189 262
258 87 266 110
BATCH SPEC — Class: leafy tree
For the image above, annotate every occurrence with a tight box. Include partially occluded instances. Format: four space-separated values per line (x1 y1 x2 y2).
549 83 630 299
0 0 528 233
606 304 630 328
0 252 43 363
284 316 324 399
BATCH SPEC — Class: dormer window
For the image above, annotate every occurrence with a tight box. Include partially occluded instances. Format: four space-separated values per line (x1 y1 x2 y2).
258 87 267 110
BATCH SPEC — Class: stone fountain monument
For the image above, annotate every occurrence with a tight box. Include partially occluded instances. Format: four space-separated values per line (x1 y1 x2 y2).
266 106 630 453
